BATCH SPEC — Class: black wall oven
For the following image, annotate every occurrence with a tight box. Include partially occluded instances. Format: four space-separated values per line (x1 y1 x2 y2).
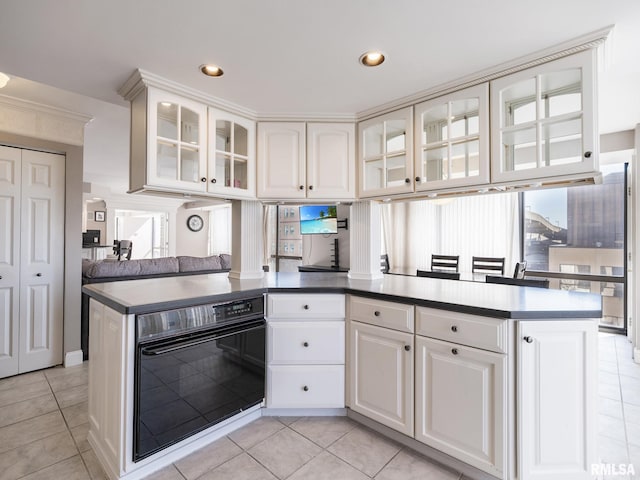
134 296 265 461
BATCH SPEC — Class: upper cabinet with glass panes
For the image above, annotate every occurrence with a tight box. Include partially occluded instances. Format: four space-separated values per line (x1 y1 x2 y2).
208 108 255 199
358 107 414 198
143 88 208 192
414 84 490 192
490 50 597 183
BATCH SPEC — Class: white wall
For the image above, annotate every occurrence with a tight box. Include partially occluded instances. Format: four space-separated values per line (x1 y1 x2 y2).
175 206 210 257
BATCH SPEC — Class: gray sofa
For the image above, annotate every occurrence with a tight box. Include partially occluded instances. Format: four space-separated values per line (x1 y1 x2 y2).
81 254 231 359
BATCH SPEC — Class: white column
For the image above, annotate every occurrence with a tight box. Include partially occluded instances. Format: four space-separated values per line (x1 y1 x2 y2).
229 200 264 279
633 125 639 363
348 201 383 280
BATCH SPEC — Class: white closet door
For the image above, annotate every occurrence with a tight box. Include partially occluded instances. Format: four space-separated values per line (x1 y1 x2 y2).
0 146 21 378
18 149 65 373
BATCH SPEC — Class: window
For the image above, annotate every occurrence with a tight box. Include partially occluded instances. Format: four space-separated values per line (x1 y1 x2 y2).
114 210 168 259
522 157 628 330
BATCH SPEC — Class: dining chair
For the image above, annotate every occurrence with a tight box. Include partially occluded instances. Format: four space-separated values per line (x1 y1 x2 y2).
472 256 505 275
380 254 390 273
417 269 460 280
485 275 549 288
117 240 133 261
431 254 459 272
513 261 527 279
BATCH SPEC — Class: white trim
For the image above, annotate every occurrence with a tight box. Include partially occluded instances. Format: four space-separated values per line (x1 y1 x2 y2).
357 25 613 122
64 350 84 367
0 95 92 146
262 408 346 417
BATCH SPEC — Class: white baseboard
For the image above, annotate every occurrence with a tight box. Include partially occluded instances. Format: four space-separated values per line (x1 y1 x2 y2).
262 408 346 417
64 350 84 367
634 348 640 364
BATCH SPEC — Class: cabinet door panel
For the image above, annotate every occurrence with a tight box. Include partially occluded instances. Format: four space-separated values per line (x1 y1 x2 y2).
517 320 597 480
415 336 505 478
306 123 355 199
257 122 305 198
349 320 413 435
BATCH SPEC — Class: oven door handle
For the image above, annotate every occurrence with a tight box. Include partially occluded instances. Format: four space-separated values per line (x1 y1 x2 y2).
140 320 264 356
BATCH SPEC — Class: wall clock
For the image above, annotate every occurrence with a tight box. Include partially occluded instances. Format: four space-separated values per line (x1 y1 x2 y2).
186 214 204 232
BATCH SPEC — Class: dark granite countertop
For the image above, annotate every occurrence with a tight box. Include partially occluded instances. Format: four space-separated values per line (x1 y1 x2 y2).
82 272 602 320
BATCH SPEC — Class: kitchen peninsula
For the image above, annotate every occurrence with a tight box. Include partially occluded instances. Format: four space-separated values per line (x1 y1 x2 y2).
83 272 600 480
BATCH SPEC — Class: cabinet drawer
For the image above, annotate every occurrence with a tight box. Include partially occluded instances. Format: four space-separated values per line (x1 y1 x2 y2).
267 365 345 408
416 307 507 353
348 296 414 333
267 294 345 319
268 321 344 364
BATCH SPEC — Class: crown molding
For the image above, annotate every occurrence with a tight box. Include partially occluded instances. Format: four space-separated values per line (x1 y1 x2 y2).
356 25 614 122
118 69 258 121
0 94 93 146
255 112 357 123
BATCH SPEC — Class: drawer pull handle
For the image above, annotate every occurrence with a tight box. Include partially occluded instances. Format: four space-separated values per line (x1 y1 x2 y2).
524 336 534 344
451 348 459 355
303 385 309 392
404 345 411 352
303 341 309 347
451 325 458 332
374 311 380 317
303 304 309 310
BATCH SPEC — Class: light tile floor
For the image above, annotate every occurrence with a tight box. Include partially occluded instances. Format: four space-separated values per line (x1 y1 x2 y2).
0 333 638 480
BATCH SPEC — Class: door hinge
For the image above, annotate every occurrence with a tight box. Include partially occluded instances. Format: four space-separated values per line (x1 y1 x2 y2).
628 186 632 197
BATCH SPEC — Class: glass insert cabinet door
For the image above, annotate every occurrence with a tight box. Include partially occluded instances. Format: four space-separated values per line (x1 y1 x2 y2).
359 106 414 197
207 108 255 198
413 83 489 190
490 49 597 183
149 88 207 191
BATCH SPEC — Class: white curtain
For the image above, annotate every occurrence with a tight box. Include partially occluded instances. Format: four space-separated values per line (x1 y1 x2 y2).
383 192 520 274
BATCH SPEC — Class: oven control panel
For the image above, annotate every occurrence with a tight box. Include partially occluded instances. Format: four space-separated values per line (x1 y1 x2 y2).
137 296 264 341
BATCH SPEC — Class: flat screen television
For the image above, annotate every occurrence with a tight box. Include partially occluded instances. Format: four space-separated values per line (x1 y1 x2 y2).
299 205 338 235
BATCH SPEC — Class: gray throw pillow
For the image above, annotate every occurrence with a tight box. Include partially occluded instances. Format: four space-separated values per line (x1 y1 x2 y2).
177 255 222 272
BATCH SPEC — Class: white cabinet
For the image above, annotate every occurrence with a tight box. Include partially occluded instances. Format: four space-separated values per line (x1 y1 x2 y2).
414 84 490 191
257 122 356 200
0 146 64 379
517 319 598 480
88 300 127 475
130 87 208 194
490 50 598 183
414 307 507 478
306 123 356 199
207 108 256 199
348 296 414 436
128 87 257 199
266 294 345 409
358 107 414 198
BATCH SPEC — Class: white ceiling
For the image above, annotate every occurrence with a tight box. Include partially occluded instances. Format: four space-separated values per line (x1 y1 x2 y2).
0 0 639 190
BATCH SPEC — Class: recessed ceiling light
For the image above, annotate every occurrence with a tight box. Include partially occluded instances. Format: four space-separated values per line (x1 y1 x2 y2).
359 51 385 67
200 64 224 77
0 72 10 88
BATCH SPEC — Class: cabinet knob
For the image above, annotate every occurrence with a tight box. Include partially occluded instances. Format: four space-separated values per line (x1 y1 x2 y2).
523 336 534 343
303 304 309 310
0 275 2 279
211 178 217 184
308 185 313 190
404 345 411 352
415 176 421 182
451 348 459 355
200 177 207 182
374 311 380 317
584 151 592 158
303 341 309 347
299 185 304 190
451 325 458 332
404 178 411 184
303 385 309 392
36 273 42 277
